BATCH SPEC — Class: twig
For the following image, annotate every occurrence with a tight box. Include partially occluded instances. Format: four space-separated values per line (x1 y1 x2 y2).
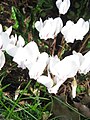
52 37 56 55
79 34 90 53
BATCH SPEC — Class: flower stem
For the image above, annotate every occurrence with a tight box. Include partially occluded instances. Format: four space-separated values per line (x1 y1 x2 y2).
52 37 56 55
79 34 90 52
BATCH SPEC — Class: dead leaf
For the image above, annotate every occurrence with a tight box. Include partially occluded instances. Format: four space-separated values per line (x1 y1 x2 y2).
74 102 90 118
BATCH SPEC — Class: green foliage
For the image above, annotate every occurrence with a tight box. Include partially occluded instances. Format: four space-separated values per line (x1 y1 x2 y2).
0 76 51 120
33 0 53 18
76 85 86 94
86 40 90 49
67 0 90 21
11 6 19 29
11 6 31 42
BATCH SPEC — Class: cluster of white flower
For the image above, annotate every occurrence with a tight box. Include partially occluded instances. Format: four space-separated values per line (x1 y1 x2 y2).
0 0 90 98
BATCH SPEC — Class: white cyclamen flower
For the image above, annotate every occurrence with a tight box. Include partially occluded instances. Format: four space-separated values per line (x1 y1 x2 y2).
13 41 40 69
73 50 90 74
49 54 80 80
6 34 25 57
46 54 80 94
35 17 63 40
0 50 5 70
56 0 70 15
61 18 89 43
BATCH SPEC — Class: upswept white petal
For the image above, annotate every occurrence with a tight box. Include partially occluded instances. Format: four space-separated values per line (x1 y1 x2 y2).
73 51 90 74
52 17 63 37
79 51 90 74
0 38 3 49
5 26 12 36
10 34 17 45
37 75 53 88
29 52 49 79
6 35 25 60
56 0 70 15
61 20 75 43
13 47 27 69
6 44 18 57
24 41 40 68
0 25 12 50
0 32 10 50
72 51 83 64
35 18 43 32
0 24 3 33
56 0 62 9
48 79 64 94
49 55 60 75
0 50 5 70
16 35 25 47
9 34 25 47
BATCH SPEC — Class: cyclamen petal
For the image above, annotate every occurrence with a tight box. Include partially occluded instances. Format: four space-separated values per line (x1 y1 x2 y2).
72 51 83 65
5 26 12 36
0 38 3 49
48 55 60 76
29 52 49 79
0 50 5 70
0 25 12 51
0 24 3 33
37 75 53 88
79 51 90 74
61 20 75 43
16 35 25 47
73 51 90 74
13 47 27 69
56 0 70 15
0 32 10 50
24 41 40 67
6 44 18 57
52 17 63 36
48 79 65 94
35 18 43 32
9 34 25 47
54 59 78 80
9 34 17 45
